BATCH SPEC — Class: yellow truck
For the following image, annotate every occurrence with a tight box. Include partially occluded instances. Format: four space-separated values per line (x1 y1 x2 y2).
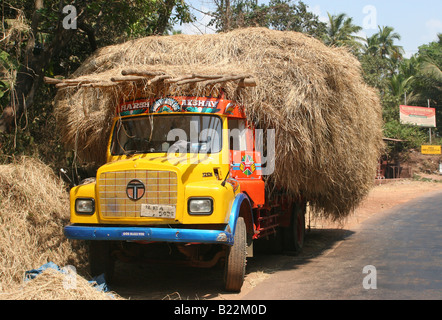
64 94 305 292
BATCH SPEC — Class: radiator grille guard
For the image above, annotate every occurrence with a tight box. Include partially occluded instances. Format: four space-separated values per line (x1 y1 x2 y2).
98 170 178 218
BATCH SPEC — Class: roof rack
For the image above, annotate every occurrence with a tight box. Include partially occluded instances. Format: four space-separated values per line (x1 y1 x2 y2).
44 71 256 89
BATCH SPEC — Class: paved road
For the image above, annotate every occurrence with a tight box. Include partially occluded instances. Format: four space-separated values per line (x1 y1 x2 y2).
243 190 442 300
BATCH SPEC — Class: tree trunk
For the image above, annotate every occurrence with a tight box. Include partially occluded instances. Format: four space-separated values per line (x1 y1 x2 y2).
0 2 77 133
152 0 176 35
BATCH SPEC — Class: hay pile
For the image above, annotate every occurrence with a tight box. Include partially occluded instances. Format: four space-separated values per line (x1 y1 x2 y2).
0 157 99 299
1 267 121 300
53 27 384 220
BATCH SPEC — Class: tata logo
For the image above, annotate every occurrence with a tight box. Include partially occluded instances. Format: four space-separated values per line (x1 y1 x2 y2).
126 179 145 201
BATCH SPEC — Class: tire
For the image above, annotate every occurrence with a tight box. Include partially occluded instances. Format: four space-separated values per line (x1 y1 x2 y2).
224 217 247 292
89 241 115 283
283 204 306 254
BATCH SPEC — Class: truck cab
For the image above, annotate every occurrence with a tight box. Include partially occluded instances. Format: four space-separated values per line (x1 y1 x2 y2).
64 94 305 292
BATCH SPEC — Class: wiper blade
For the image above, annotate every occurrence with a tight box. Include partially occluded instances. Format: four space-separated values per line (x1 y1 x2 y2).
125 149 160 155
123 150 137 156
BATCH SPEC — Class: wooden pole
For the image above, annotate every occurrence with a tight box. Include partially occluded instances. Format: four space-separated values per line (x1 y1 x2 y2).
147 75 171 85
121 69 165 76
110 75 147 82
428 99 432 144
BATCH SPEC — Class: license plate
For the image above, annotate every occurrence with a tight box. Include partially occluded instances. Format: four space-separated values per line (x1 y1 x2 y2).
140 204 176 219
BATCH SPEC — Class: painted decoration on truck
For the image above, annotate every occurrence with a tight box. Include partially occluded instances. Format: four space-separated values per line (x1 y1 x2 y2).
224 103 235 115
181 99 221 113
239 154 256 176
230 151 262 180
118 100 150 116
117 96 245 117
151 98 181 113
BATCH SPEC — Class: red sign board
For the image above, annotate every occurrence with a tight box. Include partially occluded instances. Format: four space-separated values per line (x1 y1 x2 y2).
400 105 436 128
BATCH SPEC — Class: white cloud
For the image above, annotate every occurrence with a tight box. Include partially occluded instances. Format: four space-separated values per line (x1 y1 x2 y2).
422 18 442 42
309 5 328 24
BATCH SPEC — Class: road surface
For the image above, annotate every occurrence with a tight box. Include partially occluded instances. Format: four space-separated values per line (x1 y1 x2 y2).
241 189 442 300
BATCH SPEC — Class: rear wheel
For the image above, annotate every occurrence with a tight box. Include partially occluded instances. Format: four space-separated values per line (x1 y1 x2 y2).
89 241 116 283
224 217 247 292
283 204 306 253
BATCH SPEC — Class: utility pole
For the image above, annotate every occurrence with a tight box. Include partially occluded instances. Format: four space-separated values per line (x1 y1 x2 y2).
428 99 432 144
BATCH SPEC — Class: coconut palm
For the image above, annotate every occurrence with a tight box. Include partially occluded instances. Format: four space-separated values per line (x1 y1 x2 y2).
413 34 442 105
388 73 416 103
363 26 404 74
323 13 363 53
364 34 380 56
420 57 442 83
373 26 404 59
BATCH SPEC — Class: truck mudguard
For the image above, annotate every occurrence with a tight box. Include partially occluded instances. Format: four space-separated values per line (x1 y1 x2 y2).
226 192 253 236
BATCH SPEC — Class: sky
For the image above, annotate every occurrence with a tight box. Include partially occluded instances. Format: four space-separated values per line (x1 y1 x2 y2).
180 0 442 58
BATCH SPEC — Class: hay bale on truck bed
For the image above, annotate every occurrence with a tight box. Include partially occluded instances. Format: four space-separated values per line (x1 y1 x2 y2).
52 27 384 221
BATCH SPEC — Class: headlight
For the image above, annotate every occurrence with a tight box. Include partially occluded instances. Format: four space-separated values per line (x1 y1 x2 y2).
75 198 95 214
188 198 213 215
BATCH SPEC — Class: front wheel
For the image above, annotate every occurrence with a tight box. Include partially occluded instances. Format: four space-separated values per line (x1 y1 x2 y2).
224 217 247 292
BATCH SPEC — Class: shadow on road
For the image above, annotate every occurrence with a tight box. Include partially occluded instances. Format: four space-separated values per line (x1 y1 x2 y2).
109 228 354 300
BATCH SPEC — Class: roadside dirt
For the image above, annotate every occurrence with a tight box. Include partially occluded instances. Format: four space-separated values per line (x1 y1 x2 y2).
110 176 442 300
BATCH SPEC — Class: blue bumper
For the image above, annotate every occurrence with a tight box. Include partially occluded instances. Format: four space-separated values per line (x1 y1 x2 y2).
64 193 251 247
64 225 234 245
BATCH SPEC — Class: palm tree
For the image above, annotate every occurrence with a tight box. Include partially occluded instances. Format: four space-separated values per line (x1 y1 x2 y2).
364 34 380 56
374 26 404 59
414 35 442 106
363 26 404 74
388 73 417 104
420 57 442 83
323 13 363 53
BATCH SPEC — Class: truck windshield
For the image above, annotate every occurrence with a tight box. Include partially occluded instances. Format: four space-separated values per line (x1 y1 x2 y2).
111 114 223 155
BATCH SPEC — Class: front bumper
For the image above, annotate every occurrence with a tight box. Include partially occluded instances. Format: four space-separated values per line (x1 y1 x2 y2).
65 193 251 247
64 225 234 245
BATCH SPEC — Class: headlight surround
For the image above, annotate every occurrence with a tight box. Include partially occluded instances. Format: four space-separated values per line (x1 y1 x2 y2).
75 198 95 215
188 198 213 215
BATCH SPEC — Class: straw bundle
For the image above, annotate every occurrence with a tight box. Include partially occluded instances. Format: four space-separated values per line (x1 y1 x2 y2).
0 268 121 300
0 157 86 292
53 27 384 220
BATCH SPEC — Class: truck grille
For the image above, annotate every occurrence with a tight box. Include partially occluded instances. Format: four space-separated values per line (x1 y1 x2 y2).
98 170 177 218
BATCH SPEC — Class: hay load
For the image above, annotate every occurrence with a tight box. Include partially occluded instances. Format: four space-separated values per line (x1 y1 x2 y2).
52 27 384 221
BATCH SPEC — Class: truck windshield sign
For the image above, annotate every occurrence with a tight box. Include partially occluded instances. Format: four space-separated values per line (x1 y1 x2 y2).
117 97 241 117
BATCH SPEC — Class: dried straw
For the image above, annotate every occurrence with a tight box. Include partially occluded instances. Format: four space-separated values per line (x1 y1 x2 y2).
0 157 87 296
0 268 122 300
53 27 384 220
